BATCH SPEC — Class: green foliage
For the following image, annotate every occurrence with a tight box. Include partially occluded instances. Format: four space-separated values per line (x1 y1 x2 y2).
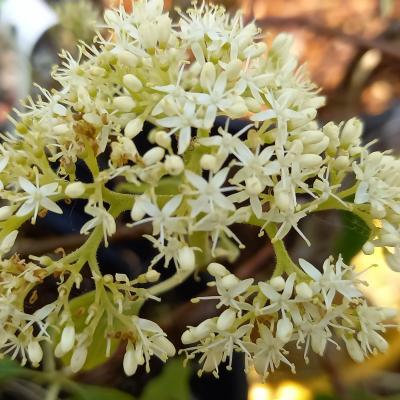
0 359 28 382
70 384 136 400
334 210 371 263
139 359 190 400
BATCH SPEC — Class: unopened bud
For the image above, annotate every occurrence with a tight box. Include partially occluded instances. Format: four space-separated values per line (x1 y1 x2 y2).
341 118 363 148
200 62 216 89
221 274 239 290
28 341 43 366
177 247 196 271
65 182 85 198
245 176 263 195
145 269 160 282
118 51 138 67
113 96 136 112
200 154 217 171
276 318 293 343
362 241 375 255
154 336 175 357
270 276 285 291
142 147 165 166
155 131 171 148
296 282 313 299
207 262 229 277
123 345 138 376
299 154 322 169
123 74 143 92
217 308 236 331
0 206 13 221
70 346 88 373
164 155 184 175
125 118 144 139
345 338 364 363
60 324 75 353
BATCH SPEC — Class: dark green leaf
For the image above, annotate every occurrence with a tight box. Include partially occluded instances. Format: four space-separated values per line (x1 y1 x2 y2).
139 359 190 400
334 210 371 263
70 383 135 400
0 359 28 382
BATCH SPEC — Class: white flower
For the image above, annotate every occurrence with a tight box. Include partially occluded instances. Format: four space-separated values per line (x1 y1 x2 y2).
129 195 185 243
80 204 116 247
251 324 295 379
299 256 362 308
156 99 201 154
16 175 62 224
186 168 235 217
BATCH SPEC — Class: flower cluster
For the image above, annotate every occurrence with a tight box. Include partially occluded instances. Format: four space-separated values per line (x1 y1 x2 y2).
181 260 395 378
0 0 398 378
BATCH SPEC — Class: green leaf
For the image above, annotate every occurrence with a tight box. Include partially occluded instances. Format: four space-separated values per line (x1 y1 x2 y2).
0 359 28 382
139 359 190 400
334 210 371 263
70 383 136 400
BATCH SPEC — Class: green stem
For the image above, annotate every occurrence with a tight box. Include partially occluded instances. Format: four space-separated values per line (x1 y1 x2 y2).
149 269 194 296
45 383 60 400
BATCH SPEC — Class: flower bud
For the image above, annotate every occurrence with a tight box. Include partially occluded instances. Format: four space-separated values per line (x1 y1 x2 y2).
221 274 239 290
113 96 136 112
193 320 212 340
270 276 285 291
154 336 176 357
379 307 397 320
60 324 75 353
303 136 329 154
217 308 236 331
54 124 69 135
200 62 216 90
65 182 85 198
332 155 350 170
0 230 18 254
145 269 160 282
28 341 43 366
367 331 388 353
157 15 171 44
118 50 138 67
164 155 184 175
123 345 138 376
138 23 158 49
311 333 327 356
123 74 143 92
341 118 363 148
276 318 293 343
226 60 242 80
70 346 88 373
207 262 229 277
362 241 375 255
131 198 146 221
301 130 325 145
298 154 322 169
125 118 144 139
345 338 364 363
142 147 165 166
200 154 217 171
181 329 197 344
245 97 261 113
177 247 196 271
295 282 313 299
274 190 291 212
155 131 171 148
0 206 13 221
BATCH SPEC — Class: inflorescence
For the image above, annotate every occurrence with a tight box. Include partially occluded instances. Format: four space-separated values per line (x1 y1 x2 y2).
0 0 399 378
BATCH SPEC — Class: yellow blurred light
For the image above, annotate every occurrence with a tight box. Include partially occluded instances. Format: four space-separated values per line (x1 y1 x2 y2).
275 381 311 400
248 383 273 400
352 247 400 312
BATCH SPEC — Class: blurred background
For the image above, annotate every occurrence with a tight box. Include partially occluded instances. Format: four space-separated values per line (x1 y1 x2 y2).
1 0 400 399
